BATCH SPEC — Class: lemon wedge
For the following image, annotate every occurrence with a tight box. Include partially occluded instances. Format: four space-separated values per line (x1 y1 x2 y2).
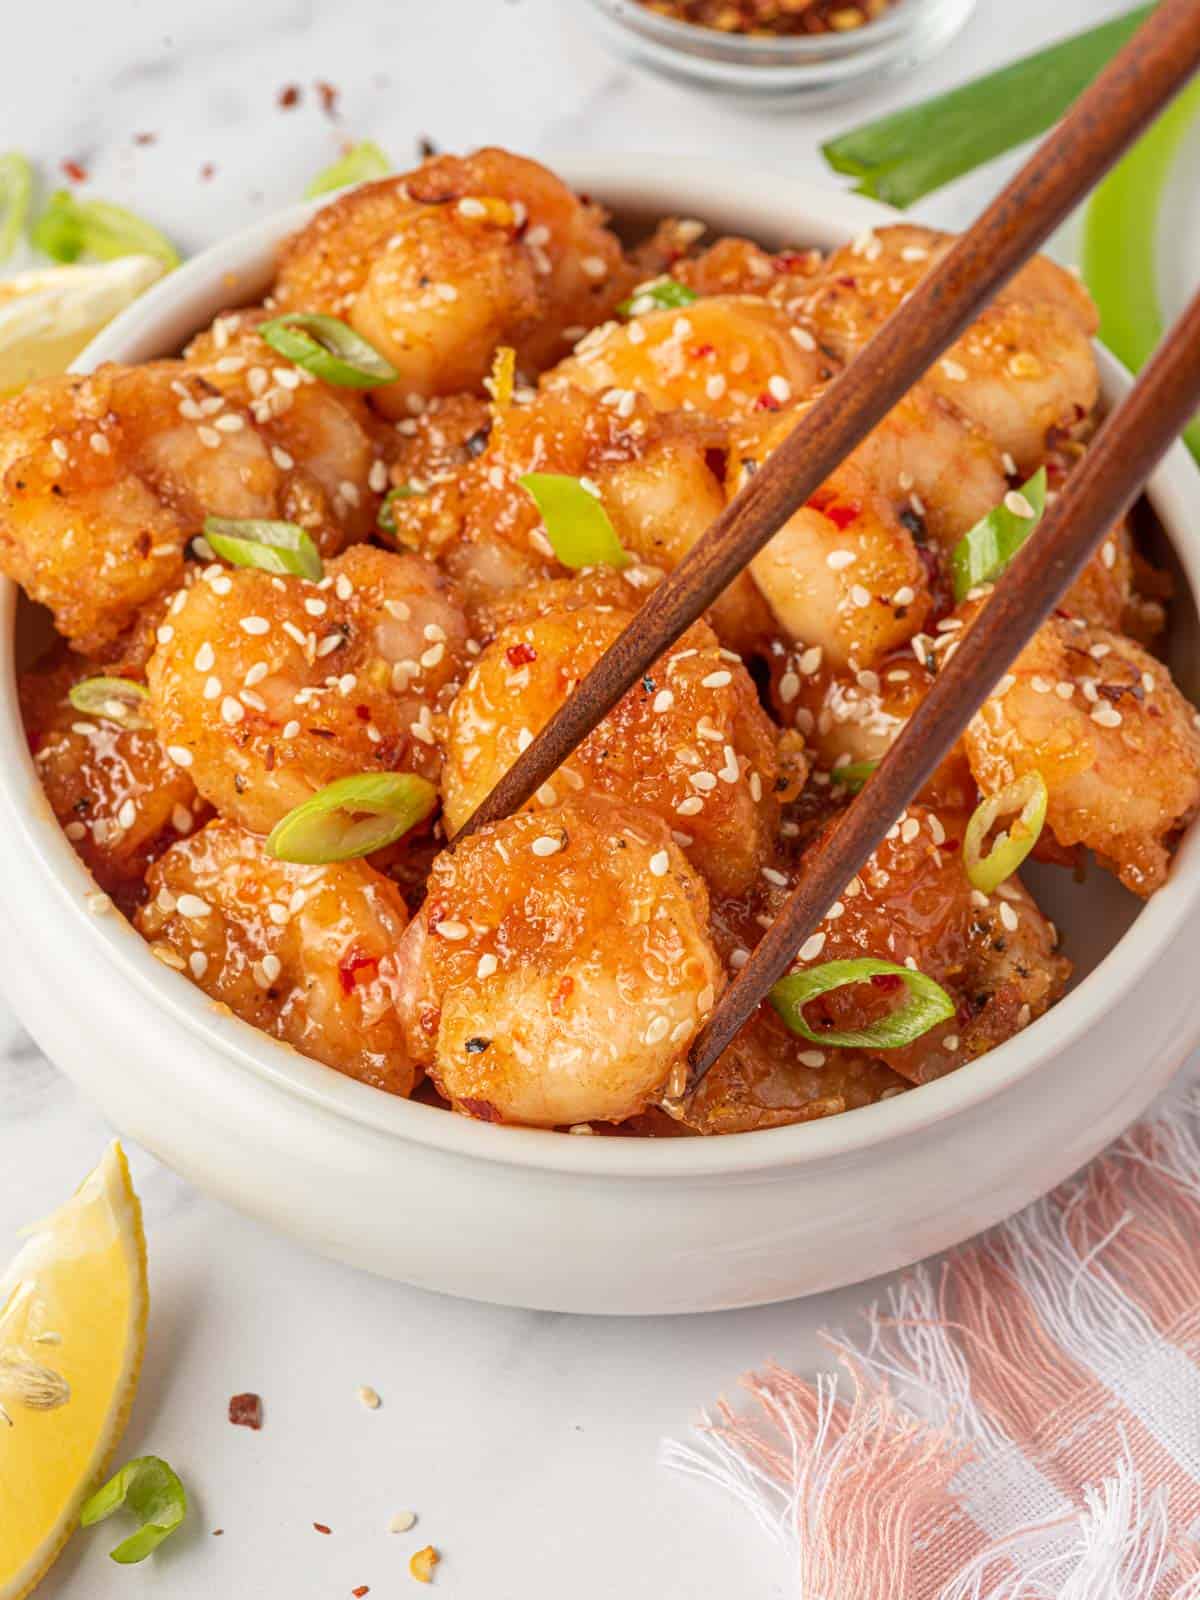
0 1142 148 1600
0 256 166 391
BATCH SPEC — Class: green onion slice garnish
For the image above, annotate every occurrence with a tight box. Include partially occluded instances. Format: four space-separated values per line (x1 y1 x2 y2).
770 957 955 1050
617 277 698 318
80 1455 187 1564
950 467 1047 603
203 516 323 581
258 312 398 389
963 770 1048 895
267 773 437 865
31 190 180 269
823 6 1151 209
0 152 33 263
67 676 150 731
305 140 392 200
378 484 423 535
830 759 879 794
518 473 630 571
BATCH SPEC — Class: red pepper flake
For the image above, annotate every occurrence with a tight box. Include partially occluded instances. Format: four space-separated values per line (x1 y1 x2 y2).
352 1589 370 1597
313 1523 332 1536
807 488 861 532
689 342 716 359
133 131 158 146
200 162 217 181
505 642 537 668
754 392 782 413
870 973 904 994
228 1392 263 1429
775 250 817 274
339 949 380 995
460 1096 503 1123
61 159 88 184
212 1529 224 1536
277 83 302 109
315 79 340 118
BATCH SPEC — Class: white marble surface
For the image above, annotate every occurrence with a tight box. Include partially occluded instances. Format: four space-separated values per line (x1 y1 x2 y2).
3 1 1198 1594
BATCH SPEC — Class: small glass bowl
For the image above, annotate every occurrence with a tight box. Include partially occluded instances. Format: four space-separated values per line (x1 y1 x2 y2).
576 0 977 105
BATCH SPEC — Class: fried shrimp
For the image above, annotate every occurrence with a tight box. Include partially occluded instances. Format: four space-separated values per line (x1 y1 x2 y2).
440 606 782 896
138 817 418 1094
964 614 1200 896
146 545 471 835
395 796 722 1126
274 149 627 416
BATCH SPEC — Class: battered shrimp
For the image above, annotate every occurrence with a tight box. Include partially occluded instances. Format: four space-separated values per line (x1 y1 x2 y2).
765 803 1069 1085
147 545 471 835
395 796 722 1126
20 647 208 908
0 363 285 655
386 382 771 653
794 224 1100 472
733 414 932 670
137 818 418 1095
549 294 833 420
440 606 783 896
274 149 627 417
964 613 1200 895
185 308 387 544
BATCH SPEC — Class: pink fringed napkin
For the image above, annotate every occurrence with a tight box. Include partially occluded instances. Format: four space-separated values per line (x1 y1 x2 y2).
666 1091 1200 1598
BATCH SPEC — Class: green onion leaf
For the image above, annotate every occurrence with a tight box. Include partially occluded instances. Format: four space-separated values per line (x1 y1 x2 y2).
259 312 397 389
68 676 150 731
378 484 423 535
829 759 878 794
267 773 437 865
963 770 1048 895
518 474 630 571
0 152 33 263
80 1456 187 1564
823 7 1151 209
950 467 1047 603
31 190 179 269
1083 77 1200 464
770 957 955 1050
617 277 698 318
204 516 323 581
305 140 392 200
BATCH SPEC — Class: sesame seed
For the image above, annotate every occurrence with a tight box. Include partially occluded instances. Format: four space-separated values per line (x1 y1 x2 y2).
850 585 871 609
240 616 270 636
189 952 209 979
649 849 670 877
1055 681 1075 700
676 796 704 817
943 1034 960 1053
434 920 469 940
761 866 788 887
317 634 343 658
87 891 113 916
940 359 967 382
767 375 792 404
221 696 245 725
281 720 301 739
643 1016 670 1046
167 745 193 768
420 642 445 669
357 1385 382 1410
260 953 282 983
194 642 215 672
117 798 137 830
892 586 916 607
50 438 68 461
203 676 222 701
304 597 327 617
89 431 111 454
197 426 222 449
1101 541 1117 570
701 670 732 689
176 893 211 919
992 675 1016 697
790 325 816 351
1004 490 1036 519
826 549 856 570
64 820 86 841
535 783 557 807
652 689 674 713
778 671 800 704
928 815 946 846
999 902 1019 932
516 727 534 753
705 374 727 401
690 772 718 793
1091 703 1122 728
389 1512 417 1535
531 834 562 858
749 772 763 803
798 1050 826 1068
215 413 245 433
476 953 498 979
900 817 920 844
798 931 827 962
1030 676 1052 695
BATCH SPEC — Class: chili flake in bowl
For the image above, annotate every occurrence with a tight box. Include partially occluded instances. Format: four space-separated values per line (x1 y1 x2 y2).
576 0 976 102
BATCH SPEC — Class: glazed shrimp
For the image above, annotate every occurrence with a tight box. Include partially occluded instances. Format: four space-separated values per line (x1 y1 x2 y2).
137 818 418 1095
394 796 722 1126
274 148 628 417
20 647 208 909
963 613 1200 896
185 307 388 544
0 362 286 655
440 606 785 897
549 294 833 420
386 382 772 653
793 224 1100 473
147 545 472 835
733 413 932 670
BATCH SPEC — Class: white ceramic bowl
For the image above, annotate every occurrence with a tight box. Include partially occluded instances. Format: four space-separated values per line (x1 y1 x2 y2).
3 157 1200 1315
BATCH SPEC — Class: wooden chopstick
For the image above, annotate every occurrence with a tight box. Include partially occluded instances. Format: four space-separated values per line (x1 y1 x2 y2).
688 281 1200 1088
453 0 1200 847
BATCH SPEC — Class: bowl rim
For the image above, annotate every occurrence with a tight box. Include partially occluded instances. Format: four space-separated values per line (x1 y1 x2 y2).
6 152 1200 1182
578 0 929 61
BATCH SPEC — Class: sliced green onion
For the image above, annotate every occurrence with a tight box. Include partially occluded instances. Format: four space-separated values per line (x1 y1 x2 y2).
617 277 698 318
1083 77 1200 464
823 7 1151 209
68 676 150 731
963 771 1048 895
305 140 392 200
518 473 630 571
378 484 422 535
80 1456 187 1564
830 759 878 794
950 467 1047 603
770 957 955 1050
31 190 179 269
258 311 397 389
0 152 33 263
267 773 437 865
204 516 323 581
